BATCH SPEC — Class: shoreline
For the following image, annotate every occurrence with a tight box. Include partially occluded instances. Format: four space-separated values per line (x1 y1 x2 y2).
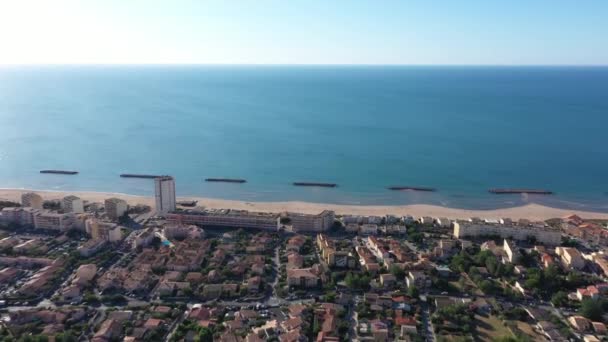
1 188 608 221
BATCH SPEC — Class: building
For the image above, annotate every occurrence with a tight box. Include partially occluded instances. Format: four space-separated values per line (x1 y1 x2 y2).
556 247 585 270
62 195 84 214
453 221 561 245
406 271 429 289
316 234 356 268
166 209 280 231
104 198 128 220
568 315 591 332
163 225 205 240
289 210 335 232
436 217 452 228
78 239 107 257
154 176 176 214
0 207 39 227
379 273 396 288
85 219 122 242
74 264 98 285
133 229 155 249
34 211 73 231
360 224 378 235
21 192 43 209
287 268 320 288
503 239 520 263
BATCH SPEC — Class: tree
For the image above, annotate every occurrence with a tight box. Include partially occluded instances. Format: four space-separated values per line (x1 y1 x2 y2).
580 299 604 321
551 291 569 307
407 285 419 298
390 265 405 278
197 327 213 342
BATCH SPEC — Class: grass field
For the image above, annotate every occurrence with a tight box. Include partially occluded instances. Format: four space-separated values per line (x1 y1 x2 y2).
473 314 513 341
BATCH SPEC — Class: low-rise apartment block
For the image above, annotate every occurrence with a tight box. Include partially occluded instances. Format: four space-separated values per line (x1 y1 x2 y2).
166 209 280 231
316 234 355 268
85 219 122 242
453 221 561 245
289 210 335 232
556 246 586 270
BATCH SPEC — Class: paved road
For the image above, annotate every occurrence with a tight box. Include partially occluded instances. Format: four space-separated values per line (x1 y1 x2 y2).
420 301 436 342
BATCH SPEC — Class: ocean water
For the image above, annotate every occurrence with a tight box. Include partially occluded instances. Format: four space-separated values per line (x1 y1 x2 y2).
0 65 607 211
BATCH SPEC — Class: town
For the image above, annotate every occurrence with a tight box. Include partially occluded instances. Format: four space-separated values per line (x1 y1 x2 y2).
0 177 607 342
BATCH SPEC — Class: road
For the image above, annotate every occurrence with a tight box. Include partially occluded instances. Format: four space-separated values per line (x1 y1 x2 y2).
420 301 436 342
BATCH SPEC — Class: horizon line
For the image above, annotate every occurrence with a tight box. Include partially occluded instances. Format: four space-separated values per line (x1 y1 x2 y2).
1 63 608 68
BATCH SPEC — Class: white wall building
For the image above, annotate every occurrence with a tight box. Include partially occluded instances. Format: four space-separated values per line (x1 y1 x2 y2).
453 221 561 245
154 176 176 214
62 195 84 214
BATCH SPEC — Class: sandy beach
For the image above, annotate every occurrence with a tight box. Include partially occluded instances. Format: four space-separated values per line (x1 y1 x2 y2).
1 188 608 221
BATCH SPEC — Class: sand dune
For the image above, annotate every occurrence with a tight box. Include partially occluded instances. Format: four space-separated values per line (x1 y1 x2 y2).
1 188 607 221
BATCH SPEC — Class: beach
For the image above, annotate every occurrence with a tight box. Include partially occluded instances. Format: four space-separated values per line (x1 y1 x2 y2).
1 188 608 221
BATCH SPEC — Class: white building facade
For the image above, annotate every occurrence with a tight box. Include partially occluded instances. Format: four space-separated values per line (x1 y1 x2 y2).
154 176 176 214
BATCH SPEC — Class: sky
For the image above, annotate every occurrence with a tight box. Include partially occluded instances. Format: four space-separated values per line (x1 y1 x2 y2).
0 0 606 65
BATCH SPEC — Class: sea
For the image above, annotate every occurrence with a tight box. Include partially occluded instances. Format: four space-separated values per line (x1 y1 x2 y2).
0 65 607 211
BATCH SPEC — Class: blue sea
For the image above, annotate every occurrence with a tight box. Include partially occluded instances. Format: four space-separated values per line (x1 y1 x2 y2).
0 65 607 211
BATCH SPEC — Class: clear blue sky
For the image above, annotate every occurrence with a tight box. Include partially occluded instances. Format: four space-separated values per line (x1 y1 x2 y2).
0 0 606 65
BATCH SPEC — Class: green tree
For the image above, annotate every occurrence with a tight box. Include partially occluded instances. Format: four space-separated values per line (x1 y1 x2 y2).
197 327 213 342
551 291 569 307
407 285 419 298
390 264 405 278
579 299 604 321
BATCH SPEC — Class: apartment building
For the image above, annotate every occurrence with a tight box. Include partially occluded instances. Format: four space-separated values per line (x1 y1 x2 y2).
34 211 74 231
62 196 84 214
21 192 43 209
453 221 561 245
556 247 586 270
166 209 280 231
289 210 335 232
104 198 128 220
85 219 122 242
154 176 176 214
316 234 355 268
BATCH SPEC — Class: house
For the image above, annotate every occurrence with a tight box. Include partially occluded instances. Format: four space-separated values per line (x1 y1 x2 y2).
287 268 319 288
360 224 378 235
592 321 607 334
557 247 585 270
584 335 601 342
379 273 396 288
93 319 122 341
577 286 600 301
406 271 429 289
568 315 591 332
503 239 520 264
247 276 262 293
144 318 164 330
202 284 223 299
370 320 389 342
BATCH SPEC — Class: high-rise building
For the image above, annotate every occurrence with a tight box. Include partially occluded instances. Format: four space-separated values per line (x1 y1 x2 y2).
154 176 176 214
104 197 128 220
21 192 43 209
62 195 84 213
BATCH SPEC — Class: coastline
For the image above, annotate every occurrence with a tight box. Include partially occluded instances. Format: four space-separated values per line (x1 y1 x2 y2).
1 188 608 221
